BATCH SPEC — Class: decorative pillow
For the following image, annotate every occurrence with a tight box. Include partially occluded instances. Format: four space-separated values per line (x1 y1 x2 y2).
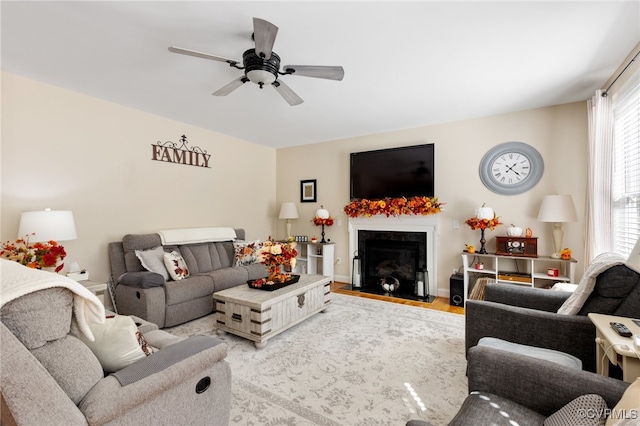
118 271 165 288
233 240 262 266
605 377 640 426
545 394 608 426
136 330 153 356
135 246 169 281
163 251 190 281
79 315 149 373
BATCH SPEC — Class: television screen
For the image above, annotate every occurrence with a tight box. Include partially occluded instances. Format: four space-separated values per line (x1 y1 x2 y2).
350 144 434 200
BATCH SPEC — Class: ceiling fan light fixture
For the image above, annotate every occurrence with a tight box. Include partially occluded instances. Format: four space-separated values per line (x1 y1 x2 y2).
246 69 276 86
169 18 344 104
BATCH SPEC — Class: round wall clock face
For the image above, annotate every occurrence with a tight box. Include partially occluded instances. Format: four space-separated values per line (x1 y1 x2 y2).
479 142 544 195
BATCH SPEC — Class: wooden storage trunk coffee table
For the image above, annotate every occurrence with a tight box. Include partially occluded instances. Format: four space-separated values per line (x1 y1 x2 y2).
213 274 331 348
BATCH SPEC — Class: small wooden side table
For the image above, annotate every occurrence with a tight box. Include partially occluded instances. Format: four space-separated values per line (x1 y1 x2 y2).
588 313 640 383
78 280 108 305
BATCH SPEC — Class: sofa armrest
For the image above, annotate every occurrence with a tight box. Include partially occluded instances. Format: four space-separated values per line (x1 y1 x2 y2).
79 336 230 425
112 335 223 385
467 345 629 417
465 300 597 371
484 283 572 312
115 284 166 328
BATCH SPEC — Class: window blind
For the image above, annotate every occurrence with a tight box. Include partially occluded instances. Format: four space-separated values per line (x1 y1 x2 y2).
612 70 640 257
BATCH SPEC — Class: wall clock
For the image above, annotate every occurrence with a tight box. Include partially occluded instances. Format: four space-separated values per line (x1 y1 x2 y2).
479 142 544 195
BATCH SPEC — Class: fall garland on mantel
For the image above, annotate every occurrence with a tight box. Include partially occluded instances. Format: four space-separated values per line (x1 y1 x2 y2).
343 196 444 218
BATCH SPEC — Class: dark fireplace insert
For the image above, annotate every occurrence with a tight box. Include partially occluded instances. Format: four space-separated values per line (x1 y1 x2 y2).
345 230 434 302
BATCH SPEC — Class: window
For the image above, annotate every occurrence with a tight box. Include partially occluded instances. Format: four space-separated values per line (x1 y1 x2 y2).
611 71 640 257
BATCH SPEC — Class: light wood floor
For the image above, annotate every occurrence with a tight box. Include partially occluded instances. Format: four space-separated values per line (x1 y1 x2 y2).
331 281 465 315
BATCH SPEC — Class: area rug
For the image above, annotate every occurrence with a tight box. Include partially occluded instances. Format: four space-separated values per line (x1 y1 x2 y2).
166 293 468 425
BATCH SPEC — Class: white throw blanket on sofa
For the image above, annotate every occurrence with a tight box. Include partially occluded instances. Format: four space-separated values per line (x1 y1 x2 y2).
0 259 105 341
157 227 237 245
557 252 640 315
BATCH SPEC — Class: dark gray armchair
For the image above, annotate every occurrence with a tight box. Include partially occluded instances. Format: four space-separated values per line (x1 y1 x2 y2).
407 345 629 426
465 264 640 372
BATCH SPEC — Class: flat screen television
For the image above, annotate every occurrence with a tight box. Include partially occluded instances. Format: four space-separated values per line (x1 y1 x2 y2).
350 144 435 200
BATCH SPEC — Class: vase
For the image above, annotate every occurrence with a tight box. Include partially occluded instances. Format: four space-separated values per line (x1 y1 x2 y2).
41 266 58 273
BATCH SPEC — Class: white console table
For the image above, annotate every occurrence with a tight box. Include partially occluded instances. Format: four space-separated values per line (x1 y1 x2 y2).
461 252 576 304
295 242 335 281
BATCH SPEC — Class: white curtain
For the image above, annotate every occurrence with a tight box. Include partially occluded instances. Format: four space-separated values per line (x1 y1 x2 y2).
585 90 614 263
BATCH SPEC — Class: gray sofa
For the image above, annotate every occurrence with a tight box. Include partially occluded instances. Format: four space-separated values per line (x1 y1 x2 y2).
109 228 267 328
1 284 232 425
407 345 629 426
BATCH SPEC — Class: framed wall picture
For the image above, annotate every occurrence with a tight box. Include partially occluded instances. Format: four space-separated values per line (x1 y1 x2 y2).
300 179 317 203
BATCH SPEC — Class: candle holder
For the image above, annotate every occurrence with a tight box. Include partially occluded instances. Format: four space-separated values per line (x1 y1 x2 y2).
479 228 487 254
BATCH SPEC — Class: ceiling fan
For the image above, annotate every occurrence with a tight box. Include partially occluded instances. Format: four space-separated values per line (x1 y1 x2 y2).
168 18 345 106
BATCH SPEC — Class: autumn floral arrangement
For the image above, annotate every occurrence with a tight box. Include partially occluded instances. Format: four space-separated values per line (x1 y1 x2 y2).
0 234 67 272
255 237 298 284
343 196 443 218
464 216 503 230
312 216 335 227
465 204 502 230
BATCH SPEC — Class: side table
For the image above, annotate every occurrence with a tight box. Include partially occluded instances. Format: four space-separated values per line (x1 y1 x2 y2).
78 280 108 305
588 313 640 383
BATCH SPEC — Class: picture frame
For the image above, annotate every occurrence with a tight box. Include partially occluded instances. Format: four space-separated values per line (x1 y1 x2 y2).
300 179 317 203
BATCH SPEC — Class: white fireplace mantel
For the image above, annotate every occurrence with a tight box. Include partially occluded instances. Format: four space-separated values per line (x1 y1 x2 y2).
348 215 439 297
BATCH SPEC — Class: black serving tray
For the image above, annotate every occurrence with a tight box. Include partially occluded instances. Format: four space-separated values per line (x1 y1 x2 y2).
247 274 300 291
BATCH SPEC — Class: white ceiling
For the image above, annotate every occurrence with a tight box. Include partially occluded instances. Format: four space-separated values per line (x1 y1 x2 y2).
2 1 639 149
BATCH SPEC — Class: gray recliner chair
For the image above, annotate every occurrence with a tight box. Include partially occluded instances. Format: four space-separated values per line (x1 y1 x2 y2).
406 345 629 426
0 286 231 425
465 263 640 372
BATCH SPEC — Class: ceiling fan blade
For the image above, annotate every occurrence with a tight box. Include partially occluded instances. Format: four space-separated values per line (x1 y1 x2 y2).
168 46 239 65
253 18 278 59
213 77 248 96
272 80 304 106
282 65 345 81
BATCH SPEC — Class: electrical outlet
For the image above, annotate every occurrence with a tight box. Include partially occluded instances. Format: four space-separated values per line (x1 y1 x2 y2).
453 220 460 229
336 257 342 265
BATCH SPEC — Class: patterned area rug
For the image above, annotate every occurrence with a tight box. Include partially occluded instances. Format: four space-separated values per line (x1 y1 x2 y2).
166 293 467 426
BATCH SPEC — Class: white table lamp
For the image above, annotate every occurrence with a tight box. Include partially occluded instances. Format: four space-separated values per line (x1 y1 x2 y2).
18 209 77 242
279 202 299 238
537 195 577 258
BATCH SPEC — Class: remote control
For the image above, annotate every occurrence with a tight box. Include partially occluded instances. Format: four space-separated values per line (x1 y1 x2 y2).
632 319 640 328
610 322 633 337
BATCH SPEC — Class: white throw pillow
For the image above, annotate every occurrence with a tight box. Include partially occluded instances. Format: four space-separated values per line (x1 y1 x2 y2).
135 246 169 281
80 315 148 373
233 240 262 266
163 250 190 280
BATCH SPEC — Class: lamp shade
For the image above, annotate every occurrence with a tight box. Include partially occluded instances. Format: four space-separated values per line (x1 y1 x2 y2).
18 209 77 242
279 202 299 220
537 195 578 223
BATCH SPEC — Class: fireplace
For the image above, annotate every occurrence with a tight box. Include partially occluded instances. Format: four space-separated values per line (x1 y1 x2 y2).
362 234 423 288
348 215 438 301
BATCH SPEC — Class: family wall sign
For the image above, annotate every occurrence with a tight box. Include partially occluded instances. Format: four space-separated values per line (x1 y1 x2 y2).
151 135 211 169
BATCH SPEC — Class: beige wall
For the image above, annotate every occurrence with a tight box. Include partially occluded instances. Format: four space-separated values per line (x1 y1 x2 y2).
1 72 589 298
1 72 276 284
276 102 589 296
